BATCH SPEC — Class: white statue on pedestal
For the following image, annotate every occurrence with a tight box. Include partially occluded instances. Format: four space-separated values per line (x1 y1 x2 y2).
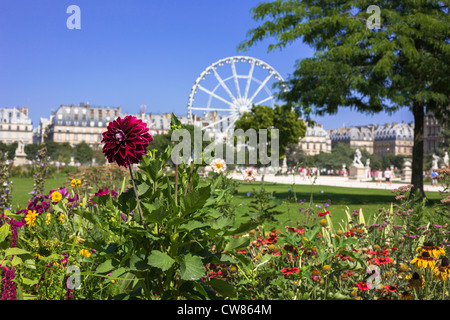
352 149 364 168
432 154 440 170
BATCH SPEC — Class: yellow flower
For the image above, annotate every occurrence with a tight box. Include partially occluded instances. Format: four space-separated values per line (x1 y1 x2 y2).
45 212 51 225
410 251 436 269
25 210 38 227
320 219 328 227
407 272 425 290
69 233 85 244
416 242 446 259
399 291 414 300
399 263 409 272
79 249 91 258
323 265 331 272
71 179 81 188
52 191 63 203
433 257 450 281
59 213 65 225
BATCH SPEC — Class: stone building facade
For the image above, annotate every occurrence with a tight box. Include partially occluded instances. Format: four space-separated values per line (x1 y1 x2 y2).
0 106 33 164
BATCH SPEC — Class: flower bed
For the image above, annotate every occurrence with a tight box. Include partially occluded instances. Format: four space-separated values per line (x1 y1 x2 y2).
0 116 449 300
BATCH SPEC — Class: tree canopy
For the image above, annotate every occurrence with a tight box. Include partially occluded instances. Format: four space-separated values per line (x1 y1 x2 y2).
238 0 450 197
234 104 307 162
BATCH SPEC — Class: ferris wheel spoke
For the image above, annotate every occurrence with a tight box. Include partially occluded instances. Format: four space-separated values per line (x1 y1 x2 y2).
224 114 239 132
197 85 235 107
254 94 275 107
202 114 235 130
249 73 274 103
231 60 242 99
244 60 256 100
191 107 236 112
212 68 237 102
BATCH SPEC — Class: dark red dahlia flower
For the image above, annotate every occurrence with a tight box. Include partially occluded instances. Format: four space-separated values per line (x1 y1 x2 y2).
102 116 153 168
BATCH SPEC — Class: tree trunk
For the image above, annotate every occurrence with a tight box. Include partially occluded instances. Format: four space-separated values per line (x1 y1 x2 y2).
411 101 425 199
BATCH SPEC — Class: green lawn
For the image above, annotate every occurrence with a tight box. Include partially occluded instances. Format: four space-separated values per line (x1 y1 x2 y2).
10 175 69 210
10 175 444 231
232 182 443 229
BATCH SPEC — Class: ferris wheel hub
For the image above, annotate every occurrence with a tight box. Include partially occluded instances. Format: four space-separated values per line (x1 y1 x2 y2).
238 105 249 115
187 56 288 132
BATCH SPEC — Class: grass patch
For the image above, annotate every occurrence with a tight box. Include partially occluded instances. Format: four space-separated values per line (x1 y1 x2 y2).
10 175 443 230
232 182 442 229
10 175 69 210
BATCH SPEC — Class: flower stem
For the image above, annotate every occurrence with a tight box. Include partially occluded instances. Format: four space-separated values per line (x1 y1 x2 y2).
129 166 146 230
184 162 195 196
175 164 179 206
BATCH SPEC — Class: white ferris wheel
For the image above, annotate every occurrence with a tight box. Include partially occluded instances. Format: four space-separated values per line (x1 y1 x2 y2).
187 56 288 133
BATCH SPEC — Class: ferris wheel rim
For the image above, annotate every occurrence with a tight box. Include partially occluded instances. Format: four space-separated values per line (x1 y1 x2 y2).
187 55 289 130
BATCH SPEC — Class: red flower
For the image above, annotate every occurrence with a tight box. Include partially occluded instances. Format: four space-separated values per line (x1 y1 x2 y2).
383 285 397 293
371 256 393 266
356 282 370 292
318 210 330 217
94 188 110 197
281 267 299 278
286 226 305 236
102 115 153 168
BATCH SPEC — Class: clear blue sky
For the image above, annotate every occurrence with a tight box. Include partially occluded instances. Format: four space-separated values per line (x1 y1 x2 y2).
0 0 414 130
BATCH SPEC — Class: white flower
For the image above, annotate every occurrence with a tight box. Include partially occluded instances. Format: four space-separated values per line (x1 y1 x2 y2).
210 158 227 174
242 167 257 182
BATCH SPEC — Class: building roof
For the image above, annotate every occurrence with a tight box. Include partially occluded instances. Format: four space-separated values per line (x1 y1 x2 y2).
374 122 414 141
330 126 373 141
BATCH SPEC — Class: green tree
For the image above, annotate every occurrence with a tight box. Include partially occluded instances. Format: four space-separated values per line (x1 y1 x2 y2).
439 125 450 153
92 149 106 165
147 133 172 156
239 0 450 198
44 141 59 161
286 143 307 167
74 142 93 165
0 142 18 161
55 142 73 164
24 143 41 161
235 104 306 160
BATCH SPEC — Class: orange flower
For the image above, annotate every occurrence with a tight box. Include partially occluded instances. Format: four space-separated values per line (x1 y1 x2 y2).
356 282 370 292
281 267 299 278
372 256 394 266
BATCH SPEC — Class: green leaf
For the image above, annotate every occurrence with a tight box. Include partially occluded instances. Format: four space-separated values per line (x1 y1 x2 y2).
140 158 164 182
0 223 10 243
142 201 170 224
181 186 211 216
22 278 39 286
223 221 259 236
180 254 204 281
148 250 175 272
128 252 150 271
224 236 250 252
4 248 29 257
207 278 237 298
108 267 127 279
11 255 23 266
96 259 119 274
179 220 208 232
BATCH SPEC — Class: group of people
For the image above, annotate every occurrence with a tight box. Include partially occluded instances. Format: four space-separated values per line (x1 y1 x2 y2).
375 168 393 185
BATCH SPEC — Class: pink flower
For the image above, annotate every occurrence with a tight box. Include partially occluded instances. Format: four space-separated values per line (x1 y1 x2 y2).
94 188 110 197
102 115 153 168
242 167 257 182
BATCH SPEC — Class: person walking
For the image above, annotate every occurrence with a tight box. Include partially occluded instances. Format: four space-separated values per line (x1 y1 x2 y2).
431 170 438 187
384 167 392 185
376 169 383 185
